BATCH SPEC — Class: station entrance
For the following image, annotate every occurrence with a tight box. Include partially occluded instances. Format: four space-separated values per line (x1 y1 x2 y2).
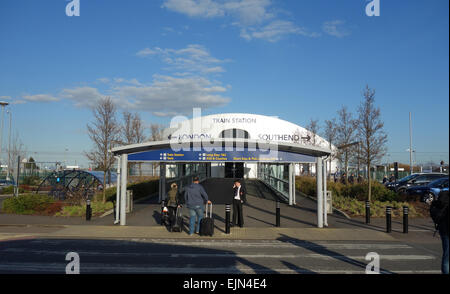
224 162 244 178
111 138 332 229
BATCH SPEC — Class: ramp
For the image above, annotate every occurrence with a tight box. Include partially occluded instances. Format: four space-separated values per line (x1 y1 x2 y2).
201 178 285 204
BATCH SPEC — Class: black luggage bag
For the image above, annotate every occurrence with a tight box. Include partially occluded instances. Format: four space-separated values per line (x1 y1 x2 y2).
170 206 183 232
199 203 214 236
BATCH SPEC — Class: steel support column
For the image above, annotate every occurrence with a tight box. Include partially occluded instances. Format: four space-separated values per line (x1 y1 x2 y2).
323 159 328 227
114 156 121 224
288 163 293 206
316 157 323 228
120 154 128 226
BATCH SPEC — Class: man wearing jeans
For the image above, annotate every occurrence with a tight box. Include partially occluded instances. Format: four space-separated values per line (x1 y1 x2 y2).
437 191 449 274
183 176 211 235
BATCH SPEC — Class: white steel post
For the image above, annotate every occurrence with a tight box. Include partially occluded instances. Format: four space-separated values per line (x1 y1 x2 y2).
114 156 121 224
288 163 293 206
120 154 128 226
292 163 296 205
323 159 328 227
316 157 323 228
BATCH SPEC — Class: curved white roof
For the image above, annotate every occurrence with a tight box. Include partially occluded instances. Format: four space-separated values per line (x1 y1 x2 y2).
163 112 334 150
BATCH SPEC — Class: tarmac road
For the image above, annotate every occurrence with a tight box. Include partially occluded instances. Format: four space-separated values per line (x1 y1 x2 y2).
0 237 442 274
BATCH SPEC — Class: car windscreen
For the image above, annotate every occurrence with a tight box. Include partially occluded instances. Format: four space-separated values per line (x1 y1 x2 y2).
428 178 447 188
398 174 420 182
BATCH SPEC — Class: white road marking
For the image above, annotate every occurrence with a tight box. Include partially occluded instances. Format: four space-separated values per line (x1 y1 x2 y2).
0 248 435 260
0 263 440 274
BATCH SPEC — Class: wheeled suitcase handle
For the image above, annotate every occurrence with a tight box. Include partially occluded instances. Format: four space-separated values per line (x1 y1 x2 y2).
205 202 213 218
176 206 182 218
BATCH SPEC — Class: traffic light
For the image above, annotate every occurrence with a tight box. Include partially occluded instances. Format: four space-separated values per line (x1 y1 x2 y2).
393 162 399 180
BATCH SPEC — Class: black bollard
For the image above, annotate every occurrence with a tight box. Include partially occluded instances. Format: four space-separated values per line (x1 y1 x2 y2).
225 204 231 234
86 199 92 221
403 206 409 234
365 200 371 224
276 200 281 227
386 206 392 233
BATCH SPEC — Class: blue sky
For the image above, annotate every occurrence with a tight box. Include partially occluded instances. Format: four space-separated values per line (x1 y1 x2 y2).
0 0 448 167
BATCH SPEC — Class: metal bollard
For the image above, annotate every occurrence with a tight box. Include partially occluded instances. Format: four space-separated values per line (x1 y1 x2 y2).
276 200 281 227
386 206 392 233
403 206 409 234
225 204 231 234
365 200 371 224
86 199 92 221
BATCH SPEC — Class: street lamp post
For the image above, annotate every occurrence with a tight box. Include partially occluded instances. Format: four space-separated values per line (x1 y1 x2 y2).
409 112 413 175
0 101 9 172
6 110 11 180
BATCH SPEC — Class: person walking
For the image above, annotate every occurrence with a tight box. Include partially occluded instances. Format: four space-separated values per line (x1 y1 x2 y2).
382 175 388 184
165 183 183 225
432 190 449 274
389 173 396 183
183 176 211 235
340 173 347 185
348 173 355 185
231 179 247 228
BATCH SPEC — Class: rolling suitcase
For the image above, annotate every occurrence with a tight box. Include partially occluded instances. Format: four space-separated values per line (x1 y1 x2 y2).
170 206 183 232
199 203 214 236
161 202 170 226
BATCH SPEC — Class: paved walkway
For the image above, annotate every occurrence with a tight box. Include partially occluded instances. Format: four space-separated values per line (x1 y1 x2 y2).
0 180 439 243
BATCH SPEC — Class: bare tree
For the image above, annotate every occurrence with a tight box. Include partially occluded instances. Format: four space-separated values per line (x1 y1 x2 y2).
132 113 146 144
9 132 26 183
121 111 146 145
306 119 320 146
357 85 388 202
335 106 358 177
149 123 164 141
121 111 134 145
85 97 121 203
323 118 338 178
121 111 147 177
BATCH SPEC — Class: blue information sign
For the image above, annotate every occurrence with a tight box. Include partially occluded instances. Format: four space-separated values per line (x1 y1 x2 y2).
128 148 315 163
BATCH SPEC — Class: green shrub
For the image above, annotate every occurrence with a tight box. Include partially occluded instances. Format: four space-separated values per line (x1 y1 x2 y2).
295 176 422 217
0 186 25 195
2 194 55 215
56 201 113 217
296 176 399 202
21 175 41 186
100 179 159 203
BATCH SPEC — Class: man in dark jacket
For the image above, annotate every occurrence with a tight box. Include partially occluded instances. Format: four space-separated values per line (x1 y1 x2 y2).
231 179 247 228
184 176 211 235
436 190 449 274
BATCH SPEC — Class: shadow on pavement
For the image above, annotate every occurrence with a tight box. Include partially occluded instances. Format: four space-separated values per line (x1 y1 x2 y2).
0 238 279 274
276 234 394 274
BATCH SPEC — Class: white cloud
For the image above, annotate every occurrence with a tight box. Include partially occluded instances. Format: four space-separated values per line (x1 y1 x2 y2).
162 0 225 18
323 20 350 38
11 100 26 105
22 94 59 102
241 20 319 42
136 48 158 57
223 0 273 26
60 87 105 108
97 77 110 83
136 44 228 74
115 75 230 115
57 74 230 115
162 0 317 42
0 96 11 100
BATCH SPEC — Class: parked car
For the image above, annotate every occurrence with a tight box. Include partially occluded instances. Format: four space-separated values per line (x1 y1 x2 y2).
385 173 447 194
0 179 15 187
407 177 449 204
